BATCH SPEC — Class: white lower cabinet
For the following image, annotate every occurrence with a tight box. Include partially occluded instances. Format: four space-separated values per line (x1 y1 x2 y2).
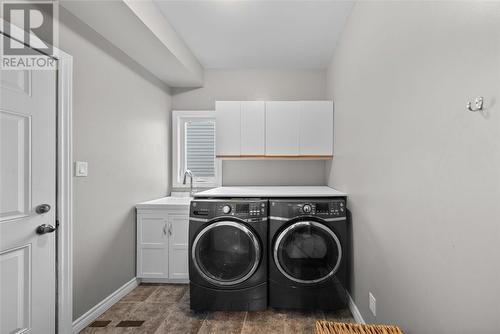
167 214 189 280
136 209 189 283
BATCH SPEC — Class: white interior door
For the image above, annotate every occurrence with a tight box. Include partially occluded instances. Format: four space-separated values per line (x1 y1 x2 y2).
0 44 57 333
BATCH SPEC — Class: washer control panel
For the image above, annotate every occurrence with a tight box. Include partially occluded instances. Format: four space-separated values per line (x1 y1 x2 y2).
215 202 266 218
191 199 267 220
270 199 346 219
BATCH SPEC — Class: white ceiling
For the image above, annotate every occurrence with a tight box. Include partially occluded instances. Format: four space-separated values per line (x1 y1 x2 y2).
154 1 354 69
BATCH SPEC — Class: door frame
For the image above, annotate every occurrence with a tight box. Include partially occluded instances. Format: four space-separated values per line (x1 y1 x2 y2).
56 44 74 334
0 20 74 334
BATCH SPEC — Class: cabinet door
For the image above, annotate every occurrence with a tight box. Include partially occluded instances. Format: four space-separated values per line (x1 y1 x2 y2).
168 214 189 280
265 101 300 155
241 101 265 155
137 213 168 278
299 101 333 155
216 101 241 156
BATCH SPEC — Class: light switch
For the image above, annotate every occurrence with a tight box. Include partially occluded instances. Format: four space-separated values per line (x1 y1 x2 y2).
74 161 88 177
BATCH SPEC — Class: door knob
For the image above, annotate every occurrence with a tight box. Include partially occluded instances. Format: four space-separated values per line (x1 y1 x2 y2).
36 204 51 214
36 224 56 235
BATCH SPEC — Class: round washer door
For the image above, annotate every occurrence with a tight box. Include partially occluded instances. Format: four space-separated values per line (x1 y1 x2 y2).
273 221 342 284
192 220 261 286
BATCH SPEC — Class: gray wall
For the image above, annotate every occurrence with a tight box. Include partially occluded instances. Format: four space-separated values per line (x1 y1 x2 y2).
326 2 500 333
172 69 327 186
59 9 171 320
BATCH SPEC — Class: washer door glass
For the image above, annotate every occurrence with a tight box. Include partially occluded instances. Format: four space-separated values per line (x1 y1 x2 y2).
274 221 342 284
193 221 260 286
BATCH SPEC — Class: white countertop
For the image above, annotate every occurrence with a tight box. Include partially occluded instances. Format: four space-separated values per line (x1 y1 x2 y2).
136 194 192 209
194 186 346 198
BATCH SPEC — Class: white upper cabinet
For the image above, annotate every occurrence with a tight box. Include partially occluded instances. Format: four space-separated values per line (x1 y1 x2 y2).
299 101 333 155
216 101 241 156
241 101 265 155
265 101 301 155
216 100 333 158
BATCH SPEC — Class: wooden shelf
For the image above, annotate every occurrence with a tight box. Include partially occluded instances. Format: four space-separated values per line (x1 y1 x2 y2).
216 155 333 160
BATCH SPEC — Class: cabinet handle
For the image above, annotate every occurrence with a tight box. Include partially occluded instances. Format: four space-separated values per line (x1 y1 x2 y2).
163 223 167 236
168 223 172 236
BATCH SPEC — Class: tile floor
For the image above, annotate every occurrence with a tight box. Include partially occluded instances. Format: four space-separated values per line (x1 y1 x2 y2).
81 284 354 334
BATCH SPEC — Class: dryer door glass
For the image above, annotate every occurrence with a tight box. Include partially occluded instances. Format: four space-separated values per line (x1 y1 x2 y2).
193 221 261 286
274 221 342 284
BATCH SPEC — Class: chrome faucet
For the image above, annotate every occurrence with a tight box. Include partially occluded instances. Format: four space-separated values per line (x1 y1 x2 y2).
183 169 194 196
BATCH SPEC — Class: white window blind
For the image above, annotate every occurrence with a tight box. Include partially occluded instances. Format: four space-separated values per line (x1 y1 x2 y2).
185 120 216 178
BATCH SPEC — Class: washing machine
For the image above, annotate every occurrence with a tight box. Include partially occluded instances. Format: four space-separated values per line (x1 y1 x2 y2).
269 198 348 310
189 199 268 311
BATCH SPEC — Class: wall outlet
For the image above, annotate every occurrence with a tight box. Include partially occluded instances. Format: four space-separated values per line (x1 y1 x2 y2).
74 161 88 177
369 292 376 317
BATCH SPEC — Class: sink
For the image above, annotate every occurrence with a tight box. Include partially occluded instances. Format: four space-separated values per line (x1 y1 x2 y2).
164 197 192 204
136 195 192 209
170 191 193 198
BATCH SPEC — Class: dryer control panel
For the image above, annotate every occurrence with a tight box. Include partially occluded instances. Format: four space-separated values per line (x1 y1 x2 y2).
270 198 346 219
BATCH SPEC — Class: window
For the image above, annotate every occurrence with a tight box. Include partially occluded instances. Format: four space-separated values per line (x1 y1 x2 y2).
172 111 221 188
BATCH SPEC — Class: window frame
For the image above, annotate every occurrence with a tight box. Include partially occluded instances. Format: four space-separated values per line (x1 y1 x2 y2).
172 110 221 189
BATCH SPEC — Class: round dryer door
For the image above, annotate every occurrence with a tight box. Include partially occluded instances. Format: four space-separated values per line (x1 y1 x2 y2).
192 221 261 286
274 221 342 284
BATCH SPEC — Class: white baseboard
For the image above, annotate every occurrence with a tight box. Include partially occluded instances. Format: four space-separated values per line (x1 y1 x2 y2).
139 278 188 284
347 292 365 324
72 277 139 333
